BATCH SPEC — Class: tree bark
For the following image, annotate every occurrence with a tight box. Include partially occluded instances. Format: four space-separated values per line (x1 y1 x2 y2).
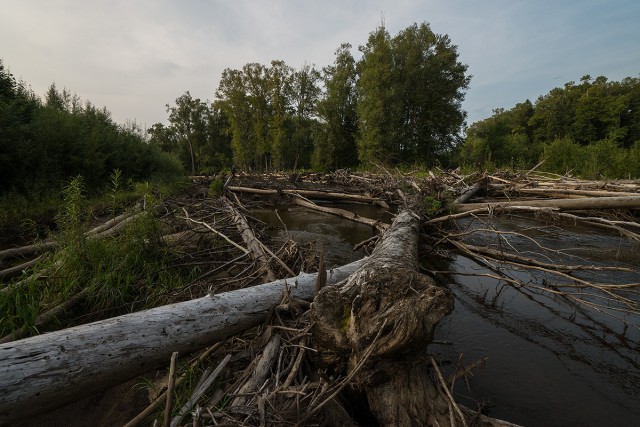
293 197 389 233
0 259 364 425
454 195 640 212
225 197 277 282
310 211 455 425
227 185 388 207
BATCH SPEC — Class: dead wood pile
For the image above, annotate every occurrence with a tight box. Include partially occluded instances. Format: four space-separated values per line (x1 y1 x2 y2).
2 168 639 426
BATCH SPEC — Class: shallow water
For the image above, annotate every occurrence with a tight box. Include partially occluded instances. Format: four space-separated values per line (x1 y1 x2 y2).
251 203 386 266
255 205 640 426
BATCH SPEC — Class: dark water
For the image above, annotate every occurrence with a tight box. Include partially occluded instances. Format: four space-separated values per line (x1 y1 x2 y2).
255 206 640 426
251 203 387 267
430 218 640 426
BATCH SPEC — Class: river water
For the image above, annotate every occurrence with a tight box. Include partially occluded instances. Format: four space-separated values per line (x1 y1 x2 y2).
253 205 640 426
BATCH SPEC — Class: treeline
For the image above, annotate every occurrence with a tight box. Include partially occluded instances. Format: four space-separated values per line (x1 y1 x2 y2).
150 22 471 172
460 75 640 177
0 60 183 197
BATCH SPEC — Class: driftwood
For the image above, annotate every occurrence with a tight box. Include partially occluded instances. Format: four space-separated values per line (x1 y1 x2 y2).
293 196 389 233
227 185 389 207
0 254 43 280
0 258 364 424
455 195 640 212
225 197 279 281
0 211 142 262
311 211 455 425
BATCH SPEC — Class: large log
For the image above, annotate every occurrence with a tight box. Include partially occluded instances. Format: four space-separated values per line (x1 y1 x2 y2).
293 197 389 233
227 185 389 207
0 259 365 425
224 197 277 281
455 195 640 212
311 211 455 425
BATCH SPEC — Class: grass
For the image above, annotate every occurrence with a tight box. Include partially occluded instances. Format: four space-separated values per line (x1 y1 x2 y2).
0 176 196 339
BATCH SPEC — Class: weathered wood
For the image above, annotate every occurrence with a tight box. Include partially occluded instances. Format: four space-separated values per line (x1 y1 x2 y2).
455 195 640 212
293 197 389 233
225 197 277 282
0 254 43 280
0 240 56 261
227 185 388 207
311 211 455 425
0 258 365 424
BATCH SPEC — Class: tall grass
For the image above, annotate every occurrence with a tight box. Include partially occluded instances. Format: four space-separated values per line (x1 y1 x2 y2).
0 177 196 338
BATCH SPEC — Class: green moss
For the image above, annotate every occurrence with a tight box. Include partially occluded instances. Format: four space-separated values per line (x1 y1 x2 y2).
208 177 224 197
341 304 351 333
422 195 442 216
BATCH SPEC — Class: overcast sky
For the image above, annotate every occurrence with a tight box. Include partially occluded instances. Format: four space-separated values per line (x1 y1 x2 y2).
1 0 639 129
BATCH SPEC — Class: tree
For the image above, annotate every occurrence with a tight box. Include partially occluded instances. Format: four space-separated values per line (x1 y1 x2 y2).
356 22 471 165
313 44 359 170
290 63 321 169
356 25 394 163
166 92 209 175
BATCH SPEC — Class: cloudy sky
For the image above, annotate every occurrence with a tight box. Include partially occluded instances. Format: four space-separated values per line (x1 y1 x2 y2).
1 0 639 129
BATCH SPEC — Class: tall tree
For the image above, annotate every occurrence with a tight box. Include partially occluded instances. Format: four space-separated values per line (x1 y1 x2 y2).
166 92 208 175
391 23 471 162
313 44 359 170
215 68 255 168
356 22 470 165
356 25 395 163
290 63 321 169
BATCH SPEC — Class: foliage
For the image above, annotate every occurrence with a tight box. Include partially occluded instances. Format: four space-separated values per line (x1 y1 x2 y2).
214 60 320 171
208 176 224 197
312 44 359 171
0 59 185 231
460 75 640 177
356 23 471 165
156 92 232 175
209 22 470 171
0 179 195 338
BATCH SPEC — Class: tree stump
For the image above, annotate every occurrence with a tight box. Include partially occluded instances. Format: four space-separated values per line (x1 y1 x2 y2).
311 210 455 425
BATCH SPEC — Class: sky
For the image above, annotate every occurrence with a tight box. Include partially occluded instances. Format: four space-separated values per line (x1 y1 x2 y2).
1 0 639 129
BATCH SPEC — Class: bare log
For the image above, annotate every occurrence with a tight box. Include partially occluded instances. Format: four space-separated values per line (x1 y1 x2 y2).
311 211 455 425
0 240 56 261
0 258 365 424
293 197 389 233
455 195 640 212
227 185 388 207
225 197 277 282
0 255 43 281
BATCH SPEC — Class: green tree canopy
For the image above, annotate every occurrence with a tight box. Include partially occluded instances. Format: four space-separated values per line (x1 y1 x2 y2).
356 22 471 165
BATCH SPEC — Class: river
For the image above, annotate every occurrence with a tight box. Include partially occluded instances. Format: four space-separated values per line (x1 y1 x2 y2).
252 204 640 426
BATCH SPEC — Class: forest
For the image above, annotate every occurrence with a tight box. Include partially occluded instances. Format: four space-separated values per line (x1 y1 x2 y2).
148 22 470 173
2 20 640 427
460 75 640 177
3 20 640 230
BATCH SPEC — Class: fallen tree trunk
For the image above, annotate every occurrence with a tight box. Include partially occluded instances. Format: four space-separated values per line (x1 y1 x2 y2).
293 197 389 233
0 211 142 261
455 195 640 212
227 185 389 207
0 258 365 424
0 255 43 281
225 197 278 281
311 211 456 426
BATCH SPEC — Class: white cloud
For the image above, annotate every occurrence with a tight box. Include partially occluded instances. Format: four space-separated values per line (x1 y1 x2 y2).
1 0 638 126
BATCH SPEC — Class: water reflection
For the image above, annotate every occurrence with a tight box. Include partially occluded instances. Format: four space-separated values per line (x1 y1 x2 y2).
255 206 640 426
430 217 640 427
251 205 380 266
